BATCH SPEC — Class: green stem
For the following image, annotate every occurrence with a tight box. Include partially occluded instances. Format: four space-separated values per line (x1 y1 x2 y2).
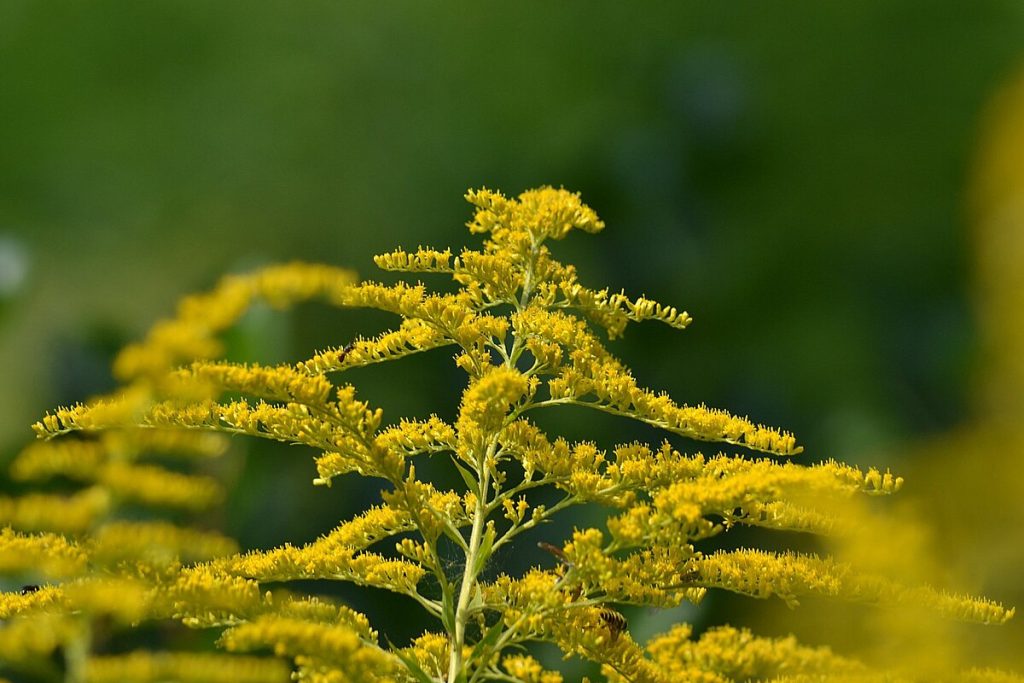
447 441 494 683
447 244 541 681
517 239 540 310
63 619 91 683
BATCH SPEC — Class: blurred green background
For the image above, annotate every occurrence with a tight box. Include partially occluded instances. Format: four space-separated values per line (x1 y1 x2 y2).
3 0 1024 673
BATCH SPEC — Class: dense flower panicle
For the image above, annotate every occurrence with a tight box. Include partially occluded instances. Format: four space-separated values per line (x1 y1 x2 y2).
374 246 454 273
607 442 706 489
10 438 107 480
453 248 525 303
2 186 1016 683
557 528 704 607
10 430 227 484
0 583 62 620
219 616 397 678
456 367 531 463
501 655 564 683
178 360 336 407
644 624 865 682
90 521 238 567
555 282 692 339
385 476 475 546
0 613 80 664
101 461 225 510
33 389 150 439
768 669 1024 683
465 187 604 244
158 575 376 637
207 543 426 595
328 278 512 379
318 502 418 551
375 415 457 457
484 569 570 630
0 487 111 534
509 307 800 455
63 576 154 624
298 318 451 375
0 527 89 578
605 458 904 549
313 451 381 486
549 357 801 456
480 569 687 682
544 608 670 683
83 651 291 683
736 499 850 536
157 567 264 626
398 631 451 680
275 597 378 642
58 393 398 485
2 576 152 624
696 549 1015 624
11 442 223 512
113 263 359 382
198 497 448 596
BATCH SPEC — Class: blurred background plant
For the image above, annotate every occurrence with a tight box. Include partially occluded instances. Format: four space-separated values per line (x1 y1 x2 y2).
3 1 1024 678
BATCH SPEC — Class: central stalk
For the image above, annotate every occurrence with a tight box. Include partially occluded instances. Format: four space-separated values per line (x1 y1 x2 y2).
447 442 494 683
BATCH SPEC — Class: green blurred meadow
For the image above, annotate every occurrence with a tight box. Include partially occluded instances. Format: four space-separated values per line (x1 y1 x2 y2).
3 0 1024 673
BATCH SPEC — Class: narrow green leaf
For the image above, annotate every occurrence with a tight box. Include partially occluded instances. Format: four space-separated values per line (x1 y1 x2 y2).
468 583 484 612
468 618 506 666
388 638 435 683
451 455 479 496
440 583 455 635
472 523 496 577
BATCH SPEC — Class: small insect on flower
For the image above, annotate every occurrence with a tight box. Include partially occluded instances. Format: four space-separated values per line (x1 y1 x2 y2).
539 541 584 599
339 342 355 362
20 584 40 595
598 607 627 642
537 541 569 565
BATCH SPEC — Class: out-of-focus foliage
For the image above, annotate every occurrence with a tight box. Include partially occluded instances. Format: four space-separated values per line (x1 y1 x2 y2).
2 2 1023 449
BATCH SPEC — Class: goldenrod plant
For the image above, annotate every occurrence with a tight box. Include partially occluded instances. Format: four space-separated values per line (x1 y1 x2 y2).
0 187 1018 682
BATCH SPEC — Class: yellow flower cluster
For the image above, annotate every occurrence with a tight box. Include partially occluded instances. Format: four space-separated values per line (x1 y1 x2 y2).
376 415 457 457
0 527 88 578
114 262 358 383
90 521 238 566
84 651 290 683
177 360 336 407
697 549 1014 624
466 187 604 243
0 613 80 665
398 631 451 680
298 318 450 375
501 654 564 683
643 624 865 682
456 367 531 463
220 616 397 679
559 528 705 607
548 355 801 455
607 456 903 549
374 246 454 273
0 487 111 534
208 538 425 595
